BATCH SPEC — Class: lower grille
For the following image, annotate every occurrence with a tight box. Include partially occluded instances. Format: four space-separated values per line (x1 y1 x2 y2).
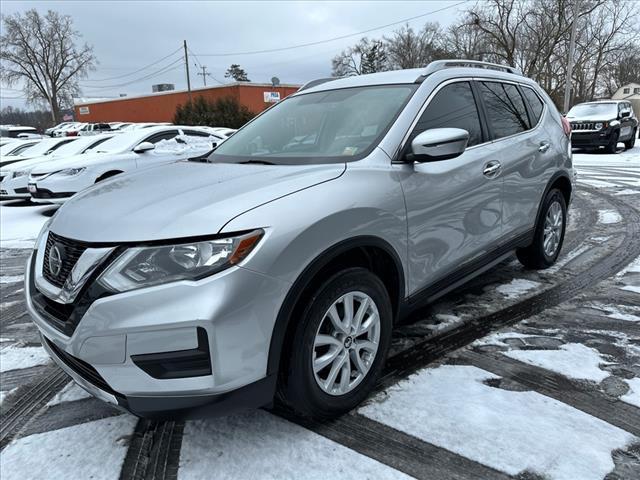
44 337 119 397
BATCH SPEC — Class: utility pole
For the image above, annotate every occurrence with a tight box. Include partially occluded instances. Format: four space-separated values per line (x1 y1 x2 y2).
183 40 192 100
563 0 580 114
196 65 210 87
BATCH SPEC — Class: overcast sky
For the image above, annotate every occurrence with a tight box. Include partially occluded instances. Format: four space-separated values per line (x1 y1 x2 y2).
1 0 470 110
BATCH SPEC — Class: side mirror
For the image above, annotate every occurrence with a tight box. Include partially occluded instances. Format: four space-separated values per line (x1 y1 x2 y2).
408 128 469 163
620 110 630 118
133 141 155 153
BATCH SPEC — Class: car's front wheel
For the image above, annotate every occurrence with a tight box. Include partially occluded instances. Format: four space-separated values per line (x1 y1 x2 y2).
605 130 620 154
624 128 637 150
279 268 392 418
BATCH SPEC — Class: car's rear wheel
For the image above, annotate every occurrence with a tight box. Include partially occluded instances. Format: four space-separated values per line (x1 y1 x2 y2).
279 268 392 418
624 128 636 150
517 188 567 269
605 130 620 154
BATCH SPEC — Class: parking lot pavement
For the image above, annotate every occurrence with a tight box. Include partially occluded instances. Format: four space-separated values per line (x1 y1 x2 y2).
1 147 639 480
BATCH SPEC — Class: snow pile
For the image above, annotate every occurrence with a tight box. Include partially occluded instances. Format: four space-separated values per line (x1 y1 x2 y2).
360 365 634 480
0 416 137 480
472 331 533 348
587 303 640 322
0 345 50 373
621 378 640 408
495 279 541 299
0 203 52 249
154 135 214 156
504 343 609 382
180 410 409 479
597 210 622 224
46 382 92 407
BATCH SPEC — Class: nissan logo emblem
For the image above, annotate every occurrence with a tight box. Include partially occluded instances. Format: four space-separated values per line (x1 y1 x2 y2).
48 244 64 277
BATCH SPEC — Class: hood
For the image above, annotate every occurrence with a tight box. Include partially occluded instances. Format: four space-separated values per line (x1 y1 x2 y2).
30 152 113 174
49 160 346 242
0 155 50 175
566 115 614 123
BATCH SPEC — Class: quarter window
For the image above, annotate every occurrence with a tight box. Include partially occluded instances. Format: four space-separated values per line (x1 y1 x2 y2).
144 131 179 144
411 82 483 147
479 82 530 139
521 87 544 126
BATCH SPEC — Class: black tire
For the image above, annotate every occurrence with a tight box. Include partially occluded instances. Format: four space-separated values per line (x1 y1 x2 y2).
516 188 567 270
624 129 636 150
605 130 619 154
279 268 392 419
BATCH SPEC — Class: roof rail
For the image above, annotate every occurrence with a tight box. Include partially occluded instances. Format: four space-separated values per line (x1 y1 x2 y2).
417 59 522 82
298 77 338 92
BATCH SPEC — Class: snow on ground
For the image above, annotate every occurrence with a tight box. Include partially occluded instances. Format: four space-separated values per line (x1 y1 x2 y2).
597 209 622 224
46 381 92 407
0 275 23 284
494 279 541 299
0 202 53 249
0 345 50 372
179 410 409 480
0 415 137 480
504 343 610 383
621 285 640 293
587 303 640 322
621 377 640 408
616 255 640 277
360 365 634 480
472 331 535 348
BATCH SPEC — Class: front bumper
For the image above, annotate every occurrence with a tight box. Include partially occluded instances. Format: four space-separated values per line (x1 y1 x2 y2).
571 130 614 147
0 176 30 199
25 245 291 418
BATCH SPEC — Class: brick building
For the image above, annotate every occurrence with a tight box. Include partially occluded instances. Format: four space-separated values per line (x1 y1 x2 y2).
73 82 301 123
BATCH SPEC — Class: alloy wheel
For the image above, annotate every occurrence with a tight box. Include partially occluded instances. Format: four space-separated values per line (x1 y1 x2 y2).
543 201 563 257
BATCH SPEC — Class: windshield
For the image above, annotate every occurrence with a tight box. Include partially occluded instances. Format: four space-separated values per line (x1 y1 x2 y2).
211 85 417 164
567 103 617 118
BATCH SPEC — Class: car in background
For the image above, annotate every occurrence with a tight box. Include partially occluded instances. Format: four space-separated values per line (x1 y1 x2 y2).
209 127 237 137
567 100 637 153
1 134 113 200
45 122 74 137
53 123 86 137
0 126 38 138
119 122 172 132
109 122 133 131
28 126 222 204
0 137 76 168
78 123 112 136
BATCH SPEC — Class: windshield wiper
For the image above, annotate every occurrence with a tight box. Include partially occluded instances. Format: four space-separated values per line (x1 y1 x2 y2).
239 160 276 165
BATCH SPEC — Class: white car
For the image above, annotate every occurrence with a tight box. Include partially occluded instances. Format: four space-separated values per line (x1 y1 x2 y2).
0 137 73 168
0 138 39 152
53 123 86 137
119 122 172 132
28 126 222 204
45 122 74 137
0 135 113 200
78 123 113 136
0 125 38 138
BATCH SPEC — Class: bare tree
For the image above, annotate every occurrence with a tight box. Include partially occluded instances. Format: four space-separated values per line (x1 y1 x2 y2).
332 38 388 77
0 9 96 123
384 23 445 69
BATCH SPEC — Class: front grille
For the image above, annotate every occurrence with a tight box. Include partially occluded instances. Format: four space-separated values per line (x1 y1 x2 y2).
571 122 596 131
44 336 119 397
43 232 88 287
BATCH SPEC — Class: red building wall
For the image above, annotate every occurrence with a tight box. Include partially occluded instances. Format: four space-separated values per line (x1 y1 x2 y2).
74 83 300 123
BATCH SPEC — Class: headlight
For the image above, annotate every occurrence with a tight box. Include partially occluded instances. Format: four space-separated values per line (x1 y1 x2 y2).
58 167 86 176
595 123 603 130
97 229 264 293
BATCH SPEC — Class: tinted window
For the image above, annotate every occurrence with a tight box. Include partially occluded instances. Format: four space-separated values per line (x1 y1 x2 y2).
411 82 483 147
480 82 530 138
521 87 544 125
145 131 179 144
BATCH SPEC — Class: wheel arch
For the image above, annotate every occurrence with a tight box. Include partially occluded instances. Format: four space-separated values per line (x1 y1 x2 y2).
267 235 405 378
534 171 572 227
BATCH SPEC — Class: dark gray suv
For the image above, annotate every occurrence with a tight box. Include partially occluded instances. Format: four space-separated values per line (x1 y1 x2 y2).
26 60 574 419
567 100 637 152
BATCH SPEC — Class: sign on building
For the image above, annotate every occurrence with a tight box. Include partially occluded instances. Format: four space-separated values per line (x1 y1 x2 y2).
79 106 90 115
263 91 280 103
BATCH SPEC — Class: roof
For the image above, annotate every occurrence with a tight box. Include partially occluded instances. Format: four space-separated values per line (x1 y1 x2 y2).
74 82 302 106
296 60 529 96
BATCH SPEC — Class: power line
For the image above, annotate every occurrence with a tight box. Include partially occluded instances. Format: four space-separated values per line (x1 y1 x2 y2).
188 47 225 85
80 60 184 90
195 1 469 57
82 46 183 83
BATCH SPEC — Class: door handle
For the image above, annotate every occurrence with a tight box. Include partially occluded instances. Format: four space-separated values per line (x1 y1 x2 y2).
483 161 502 179
539 142 550 153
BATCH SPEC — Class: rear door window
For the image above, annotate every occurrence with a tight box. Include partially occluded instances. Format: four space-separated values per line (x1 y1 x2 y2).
411 81 483 147
479 82 530 139
521 87 545 126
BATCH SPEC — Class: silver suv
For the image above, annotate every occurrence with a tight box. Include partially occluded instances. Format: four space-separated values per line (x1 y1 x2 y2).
26 60 574 419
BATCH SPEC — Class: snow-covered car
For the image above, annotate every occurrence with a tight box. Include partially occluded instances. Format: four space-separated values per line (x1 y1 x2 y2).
119 122 172 132
28 126 222 204
53 123 86 137
0 135 113 200
0 137 73 168
209 127 237 137
108 122 133 131
0 125 38 138
45 122 73 137
0 137 37 149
